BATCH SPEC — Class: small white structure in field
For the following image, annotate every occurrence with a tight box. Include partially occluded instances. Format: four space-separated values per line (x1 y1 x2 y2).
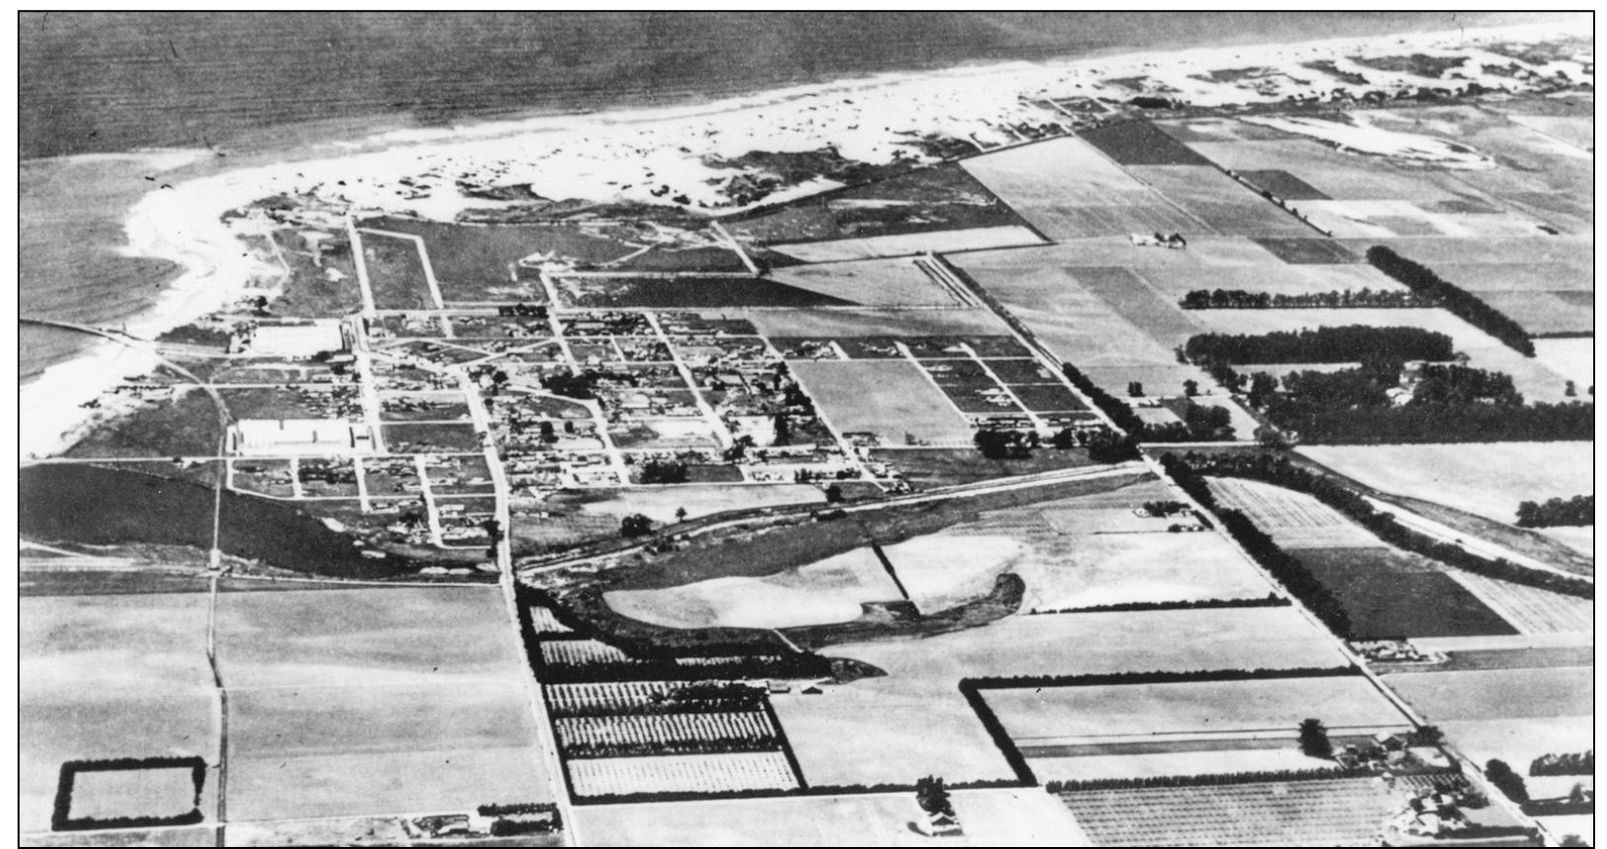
230 418 375 455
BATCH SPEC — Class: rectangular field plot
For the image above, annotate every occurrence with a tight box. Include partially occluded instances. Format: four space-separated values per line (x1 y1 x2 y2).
358 230 436 310
1207 477 1378 548
790 359 972 445
554 711 780 755
740 307 1009 340
1136 263 1405 299
66 765 201 822
1068 267 1200 341
1383 667 1593 723
1447 572 1593 635
1250 237 1360 265
553 274 851 309
228 682 551 821
769 225 1043 262
1080 120 1213 166
958 236 1287 271
1030 747 1333 783
767 257 967 307
1297 547 1517 640
985 675 1408 746
566 751 799 797
1185 139 1468 201
955 265 1178 367
1056 776 1410 847
1297 442 1593 528
1127 165 1314 237
1008 383 1087 413
1470 290 1593 336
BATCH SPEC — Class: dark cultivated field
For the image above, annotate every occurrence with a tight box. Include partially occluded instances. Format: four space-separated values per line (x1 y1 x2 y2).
19 463 418 578
1252 237 1361 265
1079 120 1212 165
1238 170 1332 201
555 275 853 309
1294 546 1518 640
1009 383 1088 412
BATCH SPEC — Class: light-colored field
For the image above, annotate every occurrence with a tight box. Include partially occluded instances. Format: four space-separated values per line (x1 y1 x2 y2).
771 685 1020 787
1533 338 1594 394
987 675 1408 744
1030 747 1329 782
576 483 824 524
791 359 973 445
957 236 1286 271
571 787 1090 846
740 306 1009 338
228 681 550 821
1057 775 1411 847
215 586 525 687
69 766 198 821
1467 290 1592 336
877 534 1022 613
1014 531 1273 611
1445 571 1593 635
605 548 903 629
1081 364 1219 399
1300 199 1542 239
1343 235 1591 271
1384 667 1592 723
1298 442 1593 527
1422 715 1594 777
769 257 963 307
1187 138 1467 201
1538 526 1593 559
1427 262 1593 293
1127 165 1313 237
566 751 798 797
771 225 1043 262
956 265 1178 367
21 825 219 847
828 605 1343 683
20 593 218 833
1208 476 1378 548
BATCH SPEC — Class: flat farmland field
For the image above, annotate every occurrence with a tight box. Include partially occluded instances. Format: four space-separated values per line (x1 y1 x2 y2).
1448 571 1594 635
228 682 550 821
1251 237 1361 265
770 682 1020 787
1136 263 1407 298
1383 666 1593 722
1345 235 1591 273
768 257 964 307
1298 442 1594 527
740 306 1008 339
1186 138 1466 201
1030 747 1329 783
770 225 1043 262
358 230 435 310
955 265 1177 367
215 586 526 687
790 359 972 445
1411 715 1593 778
1296 546 1517 639
988 675 1407 745
571 787 1089 846
957 235 1285 271
1207 476 1378 548
604 548 904 629
1538 525 1593 559
1080 120 1213 166
68 766 199 822
998 530 1275 611
574 483 823 525
1127 165 1314 237
1057 775 1410 848
1068 267 1201 341
567 751 799 797
877 534 1024 613
1422 261 1593 293
1472 290 1594 335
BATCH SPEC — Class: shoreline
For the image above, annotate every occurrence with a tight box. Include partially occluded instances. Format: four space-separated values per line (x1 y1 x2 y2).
19 19 1588 462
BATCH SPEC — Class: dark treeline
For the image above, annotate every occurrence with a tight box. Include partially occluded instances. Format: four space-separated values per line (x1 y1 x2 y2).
540 652 833 685
958 679 1037 784
963 665 1356 691
1160 453 1354 635
1257 364 1591 444
1517 495 1594 528
572 778 1026 806
52 756 208 832
1030 594 1290 615
1531 751 1594 776
478 802 559 817
1166 451 1594 599
1184 325 1455 365
1179 288 1436 310
1367 246 1535 356
1046 765 1423 793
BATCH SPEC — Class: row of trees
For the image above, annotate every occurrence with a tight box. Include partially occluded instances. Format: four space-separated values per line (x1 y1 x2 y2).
1179 288 1435 310
1029 594 1288 615
962 665 1356 691
1045 766 1386 794
1516 495 1593 528
1367 246 1535 356
1183 325 1455 366
1165 451 1594 599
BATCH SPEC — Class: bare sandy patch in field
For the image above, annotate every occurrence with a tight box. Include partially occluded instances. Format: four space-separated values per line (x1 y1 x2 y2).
878 534 1024 613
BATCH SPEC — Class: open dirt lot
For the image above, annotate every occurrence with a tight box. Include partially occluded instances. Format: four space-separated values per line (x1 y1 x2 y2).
791 359 972 445
1298 442 1593 527
955 265 1177 368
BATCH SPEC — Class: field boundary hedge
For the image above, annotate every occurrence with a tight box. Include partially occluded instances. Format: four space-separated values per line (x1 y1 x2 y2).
1366 245 1534 356
1028 594 1290 615
52 756 208 832
961 666 1357 691
1046 764 1459 793
569 777 1029 806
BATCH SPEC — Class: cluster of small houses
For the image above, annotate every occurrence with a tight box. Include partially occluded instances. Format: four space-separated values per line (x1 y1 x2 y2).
1351 640 1440 664
1334 732 1452 773
1385 787 1491 842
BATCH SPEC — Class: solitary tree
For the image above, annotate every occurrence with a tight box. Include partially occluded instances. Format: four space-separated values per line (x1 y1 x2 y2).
1127 381 1145 397
1183 379 1199 397
824 483 844 504
914 776 954 816
1299 718 1333 758
674 506 688 523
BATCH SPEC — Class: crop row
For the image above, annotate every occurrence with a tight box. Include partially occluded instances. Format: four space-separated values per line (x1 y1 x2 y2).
546 681 767 717
557 711 777 749
568 751 800 797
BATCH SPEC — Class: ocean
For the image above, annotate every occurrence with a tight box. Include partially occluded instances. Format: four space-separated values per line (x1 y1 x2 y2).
17 11 1554 380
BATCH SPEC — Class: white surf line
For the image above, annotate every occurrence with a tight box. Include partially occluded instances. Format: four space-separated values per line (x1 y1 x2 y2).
644 311 733 449
358 227 448 311
345 217 378 318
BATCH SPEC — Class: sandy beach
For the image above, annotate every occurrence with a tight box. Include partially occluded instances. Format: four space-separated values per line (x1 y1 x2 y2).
19 19 1588 461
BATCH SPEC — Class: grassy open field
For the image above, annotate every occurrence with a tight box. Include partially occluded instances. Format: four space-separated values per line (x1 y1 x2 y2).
1029 748 1330 783
63 387 224 459
1135 262 1407 298
1383 666 1593 722
360 217 546 303
791 359 972 445
767 257 965 307
228 681 548 821
953 265 1177 368
69 766 199 821
20 594 217 832
1127 165 1314 237
1297 546 1517 639
959 135 1201 239
1410 715 1594 781
571 787 1089 846
1065 267 1201 341
1207 476 1379 548
604 548 904 629
985 675 1408 745
771 225 1044 262
359 230 435 310
1533 338 1593 394
1298 443 1593 527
